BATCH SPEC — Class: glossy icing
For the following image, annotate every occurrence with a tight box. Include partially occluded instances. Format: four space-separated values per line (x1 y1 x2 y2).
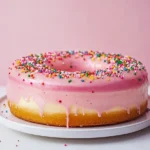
7 51 149 127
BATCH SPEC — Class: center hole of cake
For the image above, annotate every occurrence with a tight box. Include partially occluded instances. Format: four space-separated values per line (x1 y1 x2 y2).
50 59 91 72
52 63 86 72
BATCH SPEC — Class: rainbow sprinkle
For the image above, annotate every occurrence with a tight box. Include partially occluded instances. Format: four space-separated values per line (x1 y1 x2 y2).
10 50 146 83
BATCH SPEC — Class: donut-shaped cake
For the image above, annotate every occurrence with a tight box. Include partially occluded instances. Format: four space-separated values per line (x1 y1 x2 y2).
7 50 149 127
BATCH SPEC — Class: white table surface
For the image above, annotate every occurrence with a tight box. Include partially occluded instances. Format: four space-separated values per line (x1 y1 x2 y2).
0 86 150 150
0 124 149 150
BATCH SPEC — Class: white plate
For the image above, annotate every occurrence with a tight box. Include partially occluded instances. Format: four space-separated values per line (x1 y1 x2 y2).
0 86 150 139
0 86 6 99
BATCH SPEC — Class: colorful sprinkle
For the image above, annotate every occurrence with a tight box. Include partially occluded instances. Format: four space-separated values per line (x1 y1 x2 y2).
96 53 101 57
124 67 128 71
138 78 142 81
58 100 62 103
12 50 146 83
116 60 123 65
68 79 72 83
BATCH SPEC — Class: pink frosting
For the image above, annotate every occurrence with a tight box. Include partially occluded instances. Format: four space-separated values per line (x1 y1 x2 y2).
7 51 149 127
8 55 148 92
7 76 148 127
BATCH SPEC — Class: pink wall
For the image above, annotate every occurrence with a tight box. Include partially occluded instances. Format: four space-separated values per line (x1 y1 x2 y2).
0 0 150 85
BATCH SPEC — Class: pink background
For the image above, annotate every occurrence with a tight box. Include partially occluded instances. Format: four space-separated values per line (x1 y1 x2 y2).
0 0 150 85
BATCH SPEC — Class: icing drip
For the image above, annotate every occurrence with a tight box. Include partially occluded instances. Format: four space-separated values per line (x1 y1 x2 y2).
74 107 78 116
137 105 141 114
82 109 85 116
97 112 101 117
66 108 70 128
126 108 130 114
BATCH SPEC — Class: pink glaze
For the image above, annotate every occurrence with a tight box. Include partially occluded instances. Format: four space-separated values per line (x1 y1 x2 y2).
7 77 148 127
7 51 149 127
8 73 147 92
8 53 148 92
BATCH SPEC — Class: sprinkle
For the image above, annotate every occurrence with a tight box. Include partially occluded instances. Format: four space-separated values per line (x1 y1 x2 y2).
86 73 88 77
116 60 123 65
10 50 146 82
121 76 124 79
90 75 94 80
130 66 134 70
91 57 95 61
58 74 62 79
30 82 33 85
70 50 74 54
68 79 72 83
42 82 45 86
58 100 62 103
6 110 8 113
81 79 85 82
92 90 95 93
64 144 67 146
23 79 25 82
138 78 142 81
124 67 128 71
96 53 101 57
16 60 21 65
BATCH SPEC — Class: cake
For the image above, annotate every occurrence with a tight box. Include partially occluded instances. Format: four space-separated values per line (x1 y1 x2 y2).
7 50 149 127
